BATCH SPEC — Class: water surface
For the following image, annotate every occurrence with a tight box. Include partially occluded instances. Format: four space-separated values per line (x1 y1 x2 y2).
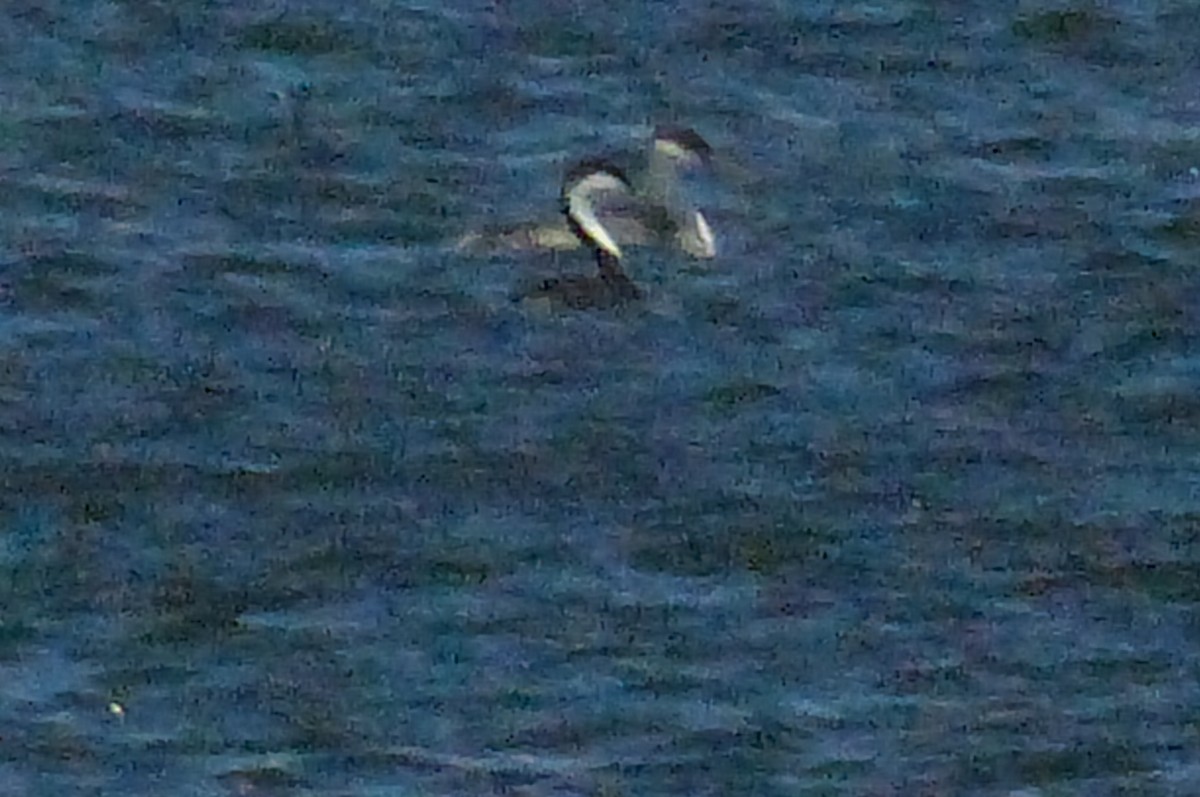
2 1 1199 794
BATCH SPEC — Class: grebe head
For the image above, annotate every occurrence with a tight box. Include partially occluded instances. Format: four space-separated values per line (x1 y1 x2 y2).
562 159 634 260
648 127 717 258
651 126 714 169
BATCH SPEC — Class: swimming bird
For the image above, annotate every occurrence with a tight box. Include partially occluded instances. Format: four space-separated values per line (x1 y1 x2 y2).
545 159 646 305
458 126 718 269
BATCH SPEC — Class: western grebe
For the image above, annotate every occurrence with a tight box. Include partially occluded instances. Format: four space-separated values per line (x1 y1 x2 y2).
458 126 718 268
543 159 645 306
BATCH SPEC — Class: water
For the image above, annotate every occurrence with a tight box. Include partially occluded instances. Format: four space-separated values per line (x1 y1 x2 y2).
2 1 1199 794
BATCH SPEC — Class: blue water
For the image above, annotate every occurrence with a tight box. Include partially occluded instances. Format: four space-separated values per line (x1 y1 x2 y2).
2 1 1199 794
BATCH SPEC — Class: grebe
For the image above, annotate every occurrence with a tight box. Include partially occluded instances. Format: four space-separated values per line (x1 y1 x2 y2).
459 127 718 264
